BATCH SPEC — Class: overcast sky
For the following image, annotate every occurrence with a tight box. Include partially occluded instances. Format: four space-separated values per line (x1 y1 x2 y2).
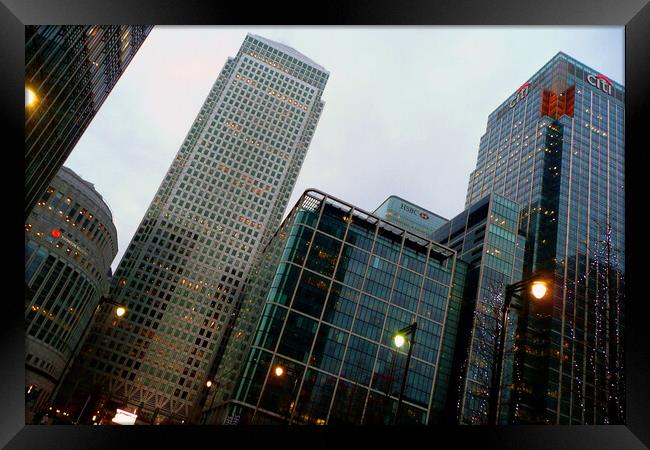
64 26 624 271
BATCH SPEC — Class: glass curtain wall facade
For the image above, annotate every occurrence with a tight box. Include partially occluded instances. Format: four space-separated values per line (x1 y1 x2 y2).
218 189 459 425
465 52 625 424
55 34 328 424
25 25 153 220
24 166 118 422
433 193 525 425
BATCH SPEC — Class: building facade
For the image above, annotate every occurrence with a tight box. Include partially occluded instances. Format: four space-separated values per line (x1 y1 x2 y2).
465 52 625 424
432 193 525 424
212 189 461 425
25 166 118 422
374 195 447 238
56 34 328 424
25 25 153 221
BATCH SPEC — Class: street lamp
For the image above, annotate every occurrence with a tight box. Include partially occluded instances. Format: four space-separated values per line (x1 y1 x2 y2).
198 379 216 425
199 367 241 425
273 364 301 424
488 275 549 425
43 296 127 423
392 322 417 425
25 86 38 108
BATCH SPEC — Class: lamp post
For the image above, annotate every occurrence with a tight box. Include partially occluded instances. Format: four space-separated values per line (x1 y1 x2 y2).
199 368 240 425
393 322 417 425
272 364 301 425
199 379 217 425
44 296 127 423
488 276 548 425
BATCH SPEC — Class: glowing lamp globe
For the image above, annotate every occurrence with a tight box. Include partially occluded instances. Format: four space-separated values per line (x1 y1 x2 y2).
530 281 548 300
25 87 38 108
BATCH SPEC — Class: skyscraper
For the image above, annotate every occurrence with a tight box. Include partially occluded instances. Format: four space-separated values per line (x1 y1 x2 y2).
25 166 118 422
465 52 624 424
56 34 328 424
432 193 525 424
25 26 153 221
205 189 459 425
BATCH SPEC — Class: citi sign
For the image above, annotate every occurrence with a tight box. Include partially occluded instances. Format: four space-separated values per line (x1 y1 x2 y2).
508 82 531 108
587 73 614 96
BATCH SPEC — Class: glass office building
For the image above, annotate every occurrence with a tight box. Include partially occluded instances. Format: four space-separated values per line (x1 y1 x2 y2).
374 195 447 238
56 34 328 424
24 166 118 422
214 189 460 425
465 53 624 424
432 193 525 425
25 26 153 220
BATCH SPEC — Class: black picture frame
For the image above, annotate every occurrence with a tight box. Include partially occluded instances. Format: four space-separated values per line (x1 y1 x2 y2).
3 0 649 448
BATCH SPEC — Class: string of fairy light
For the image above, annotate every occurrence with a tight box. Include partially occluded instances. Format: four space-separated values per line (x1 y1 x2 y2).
572 219 624 424
456 280 506 424
453 218 624 426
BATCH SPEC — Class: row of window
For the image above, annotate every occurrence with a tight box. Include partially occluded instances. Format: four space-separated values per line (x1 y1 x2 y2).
36 185 114 253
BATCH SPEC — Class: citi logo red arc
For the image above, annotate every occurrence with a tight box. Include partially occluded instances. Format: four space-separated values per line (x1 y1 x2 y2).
596 74 613 86
516 82 531 94
587 73 614 96
509 82 531 108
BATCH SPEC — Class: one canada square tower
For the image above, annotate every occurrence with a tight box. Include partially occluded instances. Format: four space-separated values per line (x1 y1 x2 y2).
57 34 328 424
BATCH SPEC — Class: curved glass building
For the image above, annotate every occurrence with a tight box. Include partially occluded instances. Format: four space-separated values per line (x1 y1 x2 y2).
24 166 118 421
206 190 461 425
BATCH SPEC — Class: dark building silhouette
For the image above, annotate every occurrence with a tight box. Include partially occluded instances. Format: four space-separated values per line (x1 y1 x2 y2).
25 25 153 220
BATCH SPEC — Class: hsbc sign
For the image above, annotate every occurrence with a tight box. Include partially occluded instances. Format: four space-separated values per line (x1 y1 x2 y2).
586 73 613 96
400 203 430 221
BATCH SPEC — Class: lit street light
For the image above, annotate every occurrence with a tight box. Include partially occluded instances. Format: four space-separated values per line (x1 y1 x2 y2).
198 367 242 425
392 322 417 425
25 86 38 108
530 280 548 300
272 364 301 424
488 275 549 425
197 379 216 424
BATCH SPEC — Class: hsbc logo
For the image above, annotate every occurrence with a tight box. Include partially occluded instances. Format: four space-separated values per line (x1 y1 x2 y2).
509 82 531 108
587 73 613 96
400 203 430 220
